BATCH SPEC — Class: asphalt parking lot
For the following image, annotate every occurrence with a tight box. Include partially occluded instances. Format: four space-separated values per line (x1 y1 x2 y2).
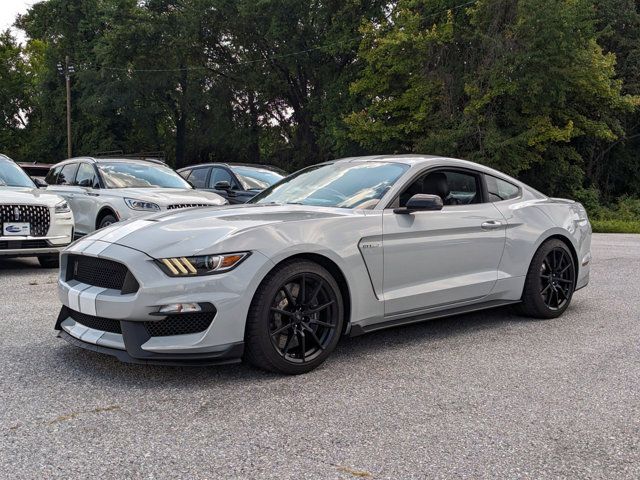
1 233 639 479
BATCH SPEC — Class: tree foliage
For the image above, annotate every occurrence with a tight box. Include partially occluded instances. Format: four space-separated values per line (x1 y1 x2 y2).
0 0 638 203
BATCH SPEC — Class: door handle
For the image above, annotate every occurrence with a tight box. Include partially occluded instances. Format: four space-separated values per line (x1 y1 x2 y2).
481 220 504 230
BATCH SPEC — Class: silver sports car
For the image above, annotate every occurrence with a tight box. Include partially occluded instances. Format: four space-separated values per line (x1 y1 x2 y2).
55 155 591 374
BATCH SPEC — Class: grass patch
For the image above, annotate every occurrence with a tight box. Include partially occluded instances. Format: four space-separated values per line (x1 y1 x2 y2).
590 219 640 234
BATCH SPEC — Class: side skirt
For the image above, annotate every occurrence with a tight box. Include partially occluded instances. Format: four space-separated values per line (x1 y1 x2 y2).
349 299 520 337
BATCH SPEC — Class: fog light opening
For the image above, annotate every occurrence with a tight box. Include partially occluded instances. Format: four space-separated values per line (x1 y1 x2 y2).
159 303 202 314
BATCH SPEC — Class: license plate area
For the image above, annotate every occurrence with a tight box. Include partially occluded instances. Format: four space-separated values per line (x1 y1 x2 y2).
3 222 31 236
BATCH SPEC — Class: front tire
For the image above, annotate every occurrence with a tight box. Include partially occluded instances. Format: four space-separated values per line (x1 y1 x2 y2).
98 214 118 230
245 260 344 374
38 254 59 269
518 239 576 319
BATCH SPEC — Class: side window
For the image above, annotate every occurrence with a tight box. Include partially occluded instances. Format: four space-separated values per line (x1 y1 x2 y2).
486 175 520 202
444 171 480 205
187 168 210 188
209 167 236 188
75 163 99 188
45 166 62 185
399 169 481 207
178 169 191 179
56 163 79 186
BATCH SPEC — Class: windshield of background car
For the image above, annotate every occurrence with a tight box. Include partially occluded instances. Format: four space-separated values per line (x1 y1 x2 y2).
0 158 36 188
97 162 192 189
249 162 409 209
231 166 284 190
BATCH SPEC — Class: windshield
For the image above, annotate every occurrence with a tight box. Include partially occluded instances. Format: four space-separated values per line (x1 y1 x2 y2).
249 161 409 209
97 162 191 189
0 158 36 188
231 166 284 190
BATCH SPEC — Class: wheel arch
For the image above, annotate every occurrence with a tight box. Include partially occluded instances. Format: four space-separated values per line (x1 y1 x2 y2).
535 231 580 278
95 206 118 230
251 252 352 336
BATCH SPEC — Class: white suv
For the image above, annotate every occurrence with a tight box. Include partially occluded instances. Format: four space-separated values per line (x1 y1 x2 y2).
45 157 227 237
0 154 74 268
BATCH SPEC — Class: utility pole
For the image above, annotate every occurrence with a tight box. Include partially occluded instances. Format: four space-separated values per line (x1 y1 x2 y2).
57 57 75 158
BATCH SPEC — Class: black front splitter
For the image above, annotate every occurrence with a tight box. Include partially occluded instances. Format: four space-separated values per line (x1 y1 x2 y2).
57 330 244 367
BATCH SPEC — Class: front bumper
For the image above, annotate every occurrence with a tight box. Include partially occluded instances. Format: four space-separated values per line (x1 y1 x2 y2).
0 211 74 257
55 237 274 364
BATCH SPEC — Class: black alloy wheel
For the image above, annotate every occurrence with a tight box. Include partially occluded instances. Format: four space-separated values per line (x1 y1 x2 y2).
245 260 344 374
518 239 576 319
268 273 340 364
539 247 575 310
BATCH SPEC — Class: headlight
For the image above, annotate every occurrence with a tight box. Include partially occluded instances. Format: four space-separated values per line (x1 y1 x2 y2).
156 252 250 277
124 198 160 211
54 201 70 214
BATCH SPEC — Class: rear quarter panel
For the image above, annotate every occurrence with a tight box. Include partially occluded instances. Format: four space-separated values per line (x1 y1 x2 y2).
492 196 591 298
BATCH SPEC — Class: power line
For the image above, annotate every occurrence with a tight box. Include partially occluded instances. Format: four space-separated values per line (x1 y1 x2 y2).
89 0 478 74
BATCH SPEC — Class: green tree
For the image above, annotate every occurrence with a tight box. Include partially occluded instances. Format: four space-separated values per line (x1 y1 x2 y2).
346 0 638 197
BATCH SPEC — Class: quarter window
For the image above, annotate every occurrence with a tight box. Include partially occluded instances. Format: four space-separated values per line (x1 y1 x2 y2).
187 168 210 188
486 175 520 201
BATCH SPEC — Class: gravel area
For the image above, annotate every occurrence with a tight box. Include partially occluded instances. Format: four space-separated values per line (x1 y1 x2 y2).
1 233 639 479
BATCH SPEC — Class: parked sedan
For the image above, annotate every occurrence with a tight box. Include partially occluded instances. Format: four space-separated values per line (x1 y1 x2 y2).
55 155 591 374
178 163 285 203
0 154 73 267
46 157 227 237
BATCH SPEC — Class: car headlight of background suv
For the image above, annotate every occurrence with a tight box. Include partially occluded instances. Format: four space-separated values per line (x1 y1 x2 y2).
125 198 160 211
156 252 250 277
54 200 71 214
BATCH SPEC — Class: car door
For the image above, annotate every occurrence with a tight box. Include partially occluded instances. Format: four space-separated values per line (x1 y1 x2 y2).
71 162 101 235
382 168 507 317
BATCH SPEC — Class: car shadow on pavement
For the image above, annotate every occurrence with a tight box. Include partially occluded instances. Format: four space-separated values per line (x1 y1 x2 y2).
51 305 537 387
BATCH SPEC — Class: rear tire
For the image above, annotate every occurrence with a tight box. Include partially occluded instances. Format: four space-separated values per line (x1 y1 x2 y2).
245 260 344 374
517 239 576 319
38 254 59 269
98 214 118 229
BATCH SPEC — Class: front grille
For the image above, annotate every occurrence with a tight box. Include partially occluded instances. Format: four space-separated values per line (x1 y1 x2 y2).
69 309 122 334
67 255 138 293
144 311 215 337
167 204 211 210
0 204 50 236
0 240 50 250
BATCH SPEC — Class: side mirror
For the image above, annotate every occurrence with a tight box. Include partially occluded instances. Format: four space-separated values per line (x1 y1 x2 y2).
77 178 93 188
214 181 231 190
393 194 443 214
33 178 48 188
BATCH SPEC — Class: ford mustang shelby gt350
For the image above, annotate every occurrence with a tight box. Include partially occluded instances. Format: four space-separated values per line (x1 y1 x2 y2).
55 155 591 374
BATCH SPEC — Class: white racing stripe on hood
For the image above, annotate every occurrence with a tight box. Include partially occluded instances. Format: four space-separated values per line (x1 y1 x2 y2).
98 219 151 244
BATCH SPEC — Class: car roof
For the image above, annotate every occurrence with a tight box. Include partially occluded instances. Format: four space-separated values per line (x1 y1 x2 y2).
178 163 286 173
51 157 167 167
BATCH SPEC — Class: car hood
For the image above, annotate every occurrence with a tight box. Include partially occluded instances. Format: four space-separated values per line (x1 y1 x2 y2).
108 188 226 205
0 187 65 207
92 204 358 258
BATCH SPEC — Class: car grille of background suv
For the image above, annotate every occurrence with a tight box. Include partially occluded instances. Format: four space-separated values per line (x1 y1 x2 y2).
69 309 122 334
144 311 216 337
166 204 211 210
0 204 50 237
66 255 139 293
